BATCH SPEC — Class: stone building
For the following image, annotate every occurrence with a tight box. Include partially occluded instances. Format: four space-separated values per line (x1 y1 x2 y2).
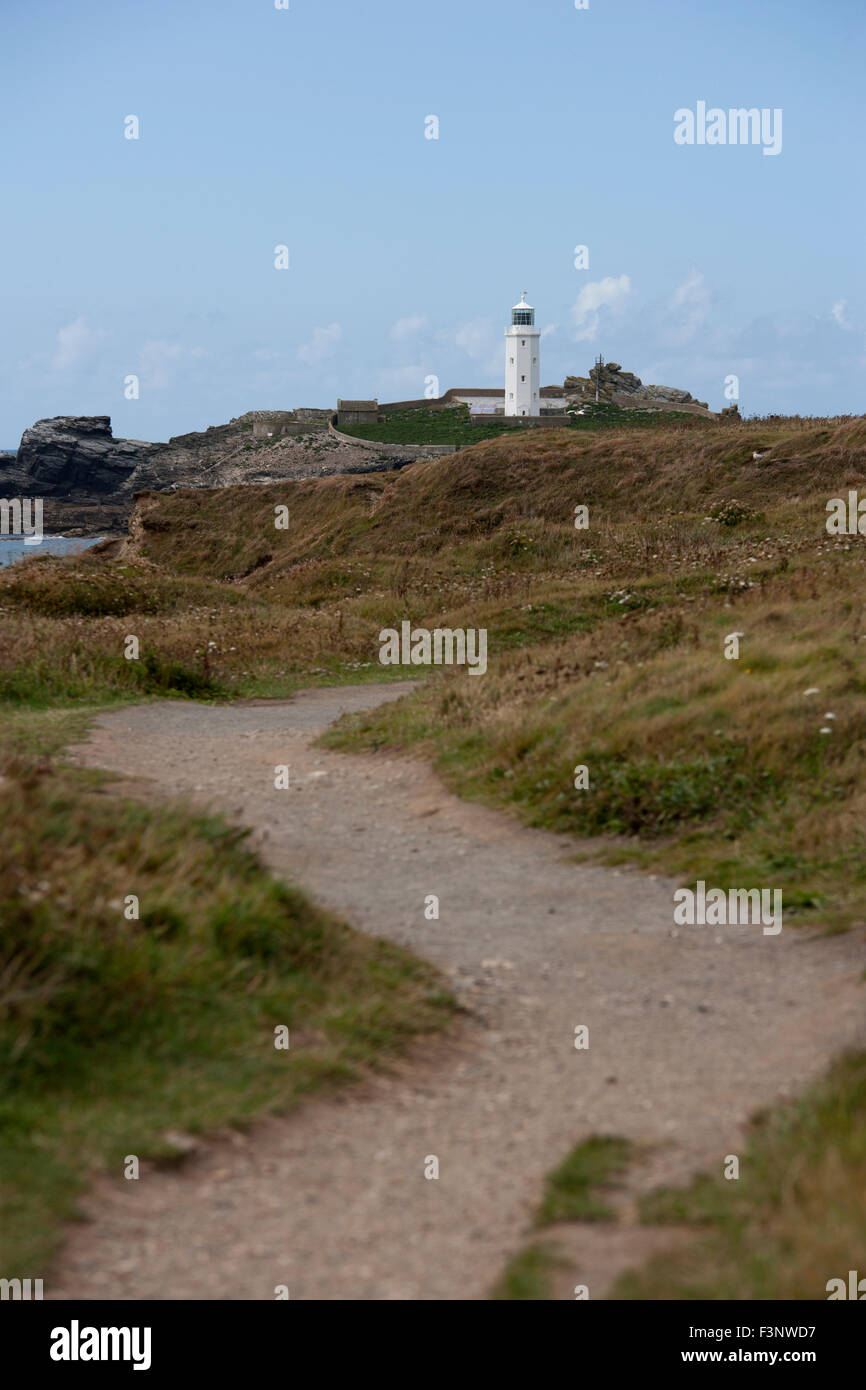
337 399 379 428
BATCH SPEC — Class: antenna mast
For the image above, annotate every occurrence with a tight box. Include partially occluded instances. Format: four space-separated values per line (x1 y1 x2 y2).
594 353 604 404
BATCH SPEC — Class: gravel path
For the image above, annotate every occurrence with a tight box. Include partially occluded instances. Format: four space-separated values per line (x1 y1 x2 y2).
51 684 864 1300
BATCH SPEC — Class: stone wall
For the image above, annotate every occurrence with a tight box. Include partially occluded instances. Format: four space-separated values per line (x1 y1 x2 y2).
469 414 570 428
379 387 565 413
252 420 327 439
378 395 459 413
230 410 297 424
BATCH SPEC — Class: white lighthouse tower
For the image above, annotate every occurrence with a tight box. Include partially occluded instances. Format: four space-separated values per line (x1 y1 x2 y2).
504 291 540 416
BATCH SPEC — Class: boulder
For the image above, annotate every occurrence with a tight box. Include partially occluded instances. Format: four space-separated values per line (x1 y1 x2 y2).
643 385 693 403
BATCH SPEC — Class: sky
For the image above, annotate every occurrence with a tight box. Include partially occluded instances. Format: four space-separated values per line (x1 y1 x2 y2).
1 0 864 446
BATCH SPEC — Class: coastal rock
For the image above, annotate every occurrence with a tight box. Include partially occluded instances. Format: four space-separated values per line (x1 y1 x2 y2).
643 385 693 403
565 362 710 413
15 417 153 496
0 411 422 536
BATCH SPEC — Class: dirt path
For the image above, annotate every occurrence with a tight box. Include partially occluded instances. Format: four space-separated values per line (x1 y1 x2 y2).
51 684 864 1300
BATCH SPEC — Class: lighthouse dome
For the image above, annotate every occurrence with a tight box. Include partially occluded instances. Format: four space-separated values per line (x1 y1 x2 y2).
511 291 534 326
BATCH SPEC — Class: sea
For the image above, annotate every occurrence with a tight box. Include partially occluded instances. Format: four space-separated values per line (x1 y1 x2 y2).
0 535 105 567
1 448 105 563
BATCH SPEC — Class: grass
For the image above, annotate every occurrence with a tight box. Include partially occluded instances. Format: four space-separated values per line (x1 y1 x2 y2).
490 1242 568 1300
535 1135 635 1225
2 410 865 1294
0 759 454 1277
340 404 500 446
489 1134 635 1299
339 401 706 447
492 1053 866 1301
611 1051 866 1300
324 556 866 929
5 416 863 930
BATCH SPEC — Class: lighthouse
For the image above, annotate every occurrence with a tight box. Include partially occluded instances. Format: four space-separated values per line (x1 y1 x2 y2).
504 291 540 416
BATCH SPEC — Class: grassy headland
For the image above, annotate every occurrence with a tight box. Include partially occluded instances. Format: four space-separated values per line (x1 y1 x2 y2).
2 412 864 1291
5 413 865 924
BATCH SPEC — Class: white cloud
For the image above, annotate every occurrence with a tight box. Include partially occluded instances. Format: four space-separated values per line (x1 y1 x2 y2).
540 322 559 339
52 316 108 370
831 299 853 331
663 269 712 346
572 275 631 342
298 323 342 365
669 268 708 312
390 314 429 342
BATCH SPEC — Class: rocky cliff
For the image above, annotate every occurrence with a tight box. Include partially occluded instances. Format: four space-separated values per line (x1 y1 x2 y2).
0 412 418 535
1 378 718 537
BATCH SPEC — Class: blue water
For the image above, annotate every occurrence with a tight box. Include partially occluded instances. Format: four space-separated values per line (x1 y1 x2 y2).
0 535 104 567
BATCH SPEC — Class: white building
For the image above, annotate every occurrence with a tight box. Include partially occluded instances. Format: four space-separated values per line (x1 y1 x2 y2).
504 291 540 416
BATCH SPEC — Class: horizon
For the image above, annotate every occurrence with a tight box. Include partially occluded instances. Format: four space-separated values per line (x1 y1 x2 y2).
2 0 864 443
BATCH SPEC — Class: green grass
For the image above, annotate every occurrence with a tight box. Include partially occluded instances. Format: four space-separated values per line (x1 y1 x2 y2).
492 1055 866 1301
339 401 704 447
340 405 503 446
0 761 454 1276
535 1135 636 1226
490 1242 568 1300
489 1134 635 1299
0 703 109 759
611 1051 866 1300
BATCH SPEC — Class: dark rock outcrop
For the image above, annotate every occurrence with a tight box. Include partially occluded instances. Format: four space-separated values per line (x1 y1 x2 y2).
564 362 710 413
0 411 430 535
15 416 154 495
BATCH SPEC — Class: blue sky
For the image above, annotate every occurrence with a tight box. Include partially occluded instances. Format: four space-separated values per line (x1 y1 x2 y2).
2 0 864 445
